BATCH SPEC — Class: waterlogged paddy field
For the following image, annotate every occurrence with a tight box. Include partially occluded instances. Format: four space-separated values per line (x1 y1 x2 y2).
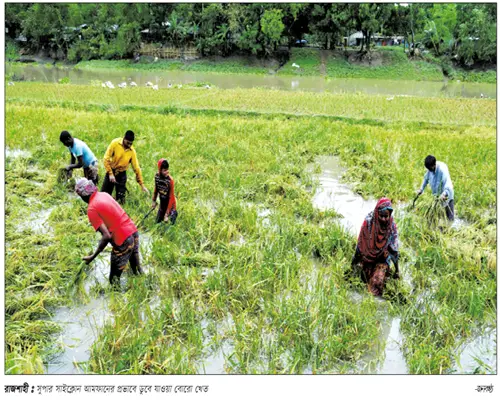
5 83 496 374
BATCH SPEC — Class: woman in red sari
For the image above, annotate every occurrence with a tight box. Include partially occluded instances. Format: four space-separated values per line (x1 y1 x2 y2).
351 197 399 296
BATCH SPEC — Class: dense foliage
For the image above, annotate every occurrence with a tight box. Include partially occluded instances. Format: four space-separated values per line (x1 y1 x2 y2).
5 3 496 66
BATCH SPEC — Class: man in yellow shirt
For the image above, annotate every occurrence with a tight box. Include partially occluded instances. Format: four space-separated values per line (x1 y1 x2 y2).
101 130 149 204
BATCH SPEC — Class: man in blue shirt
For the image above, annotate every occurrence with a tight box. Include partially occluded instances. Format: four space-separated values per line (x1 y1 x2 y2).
60 131 99 184
416 155 455 221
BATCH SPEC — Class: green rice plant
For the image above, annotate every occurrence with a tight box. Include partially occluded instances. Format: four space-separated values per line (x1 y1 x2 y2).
5 80 495 374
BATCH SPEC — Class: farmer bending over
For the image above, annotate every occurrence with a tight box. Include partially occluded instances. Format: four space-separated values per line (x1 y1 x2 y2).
59 131 99 184
416 155 454 221
75 178 143 286
102 130 149 204
351 198 399 297
151 158 178 224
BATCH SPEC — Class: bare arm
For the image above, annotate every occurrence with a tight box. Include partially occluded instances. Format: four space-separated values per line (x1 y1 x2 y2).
66 155 84 170
83 223 112 264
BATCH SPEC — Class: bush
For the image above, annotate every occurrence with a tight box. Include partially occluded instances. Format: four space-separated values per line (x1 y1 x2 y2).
5 41 20 61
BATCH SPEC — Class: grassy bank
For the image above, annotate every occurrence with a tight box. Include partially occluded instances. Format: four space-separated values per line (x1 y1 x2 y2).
5 83 496 374
75 57 272 75
326 47 443 81
9 46 496 83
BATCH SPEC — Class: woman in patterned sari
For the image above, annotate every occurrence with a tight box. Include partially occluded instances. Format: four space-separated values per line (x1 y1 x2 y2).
351 197 399 296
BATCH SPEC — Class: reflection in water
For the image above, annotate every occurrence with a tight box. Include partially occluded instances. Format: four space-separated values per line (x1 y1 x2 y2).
308 155 377 236
6 63 496 99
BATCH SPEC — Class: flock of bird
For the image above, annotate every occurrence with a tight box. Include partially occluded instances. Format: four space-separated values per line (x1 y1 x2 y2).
100 80 210 90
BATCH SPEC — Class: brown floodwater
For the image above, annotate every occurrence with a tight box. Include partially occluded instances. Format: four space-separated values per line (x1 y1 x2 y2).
6 63 496 99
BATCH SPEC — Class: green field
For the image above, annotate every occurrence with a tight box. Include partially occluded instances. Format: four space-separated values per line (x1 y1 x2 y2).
5 82 496 374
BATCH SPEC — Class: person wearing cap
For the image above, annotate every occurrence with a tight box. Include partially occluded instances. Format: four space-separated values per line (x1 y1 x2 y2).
151 158 178 224
59 130 99 184
75 178 143 286
351 197 399 296
101 130 149 204
416 155 455 221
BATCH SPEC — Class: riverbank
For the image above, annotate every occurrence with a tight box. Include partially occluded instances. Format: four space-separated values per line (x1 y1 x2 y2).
8 47 496 84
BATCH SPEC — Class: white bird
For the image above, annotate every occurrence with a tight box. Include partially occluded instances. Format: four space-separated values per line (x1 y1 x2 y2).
386 96 394 101
130 81 137 87
146 81 153 87
167 83 172 88
152 85 159 90
105 81 115 89
205 84 211 89
118 82 127 89
480 93 484 98
8 82 14 86
154 56 158 62
292 63 300 68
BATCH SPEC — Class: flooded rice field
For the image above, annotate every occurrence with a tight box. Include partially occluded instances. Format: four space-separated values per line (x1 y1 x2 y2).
307 155 496 374
8 153 493 375
5 77 496 376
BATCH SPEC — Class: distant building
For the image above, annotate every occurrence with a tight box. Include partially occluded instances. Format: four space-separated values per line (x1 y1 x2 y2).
345 31 404 47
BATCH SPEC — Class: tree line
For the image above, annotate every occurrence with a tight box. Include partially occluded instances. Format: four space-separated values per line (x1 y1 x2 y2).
5 3 496 67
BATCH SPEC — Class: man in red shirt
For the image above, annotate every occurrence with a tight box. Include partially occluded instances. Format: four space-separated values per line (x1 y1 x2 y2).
75 178 142 286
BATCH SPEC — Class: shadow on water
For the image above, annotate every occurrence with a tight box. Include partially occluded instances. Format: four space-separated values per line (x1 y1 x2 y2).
6 63 497 99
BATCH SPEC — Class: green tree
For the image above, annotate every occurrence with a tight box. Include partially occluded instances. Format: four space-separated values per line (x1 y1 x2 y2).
422 4 456 55
260 9 284 55
456 4 496 65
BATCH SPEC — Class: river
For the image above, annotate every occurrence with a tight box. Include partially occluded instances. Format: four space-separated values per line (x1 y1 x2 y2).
6 63 496 99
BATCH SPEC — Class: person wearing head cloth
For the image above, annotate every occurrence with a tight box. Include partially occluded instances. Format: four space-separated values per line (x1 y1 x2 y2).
351 197 399 296
101 130 149 204
59 130 99 184
151 158 178 224
75 178 143 286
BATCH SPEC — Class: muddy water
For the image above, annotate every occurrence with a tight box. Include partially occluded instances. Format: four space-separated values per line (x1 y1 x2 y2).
308 155 377 236
6 63 496 99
